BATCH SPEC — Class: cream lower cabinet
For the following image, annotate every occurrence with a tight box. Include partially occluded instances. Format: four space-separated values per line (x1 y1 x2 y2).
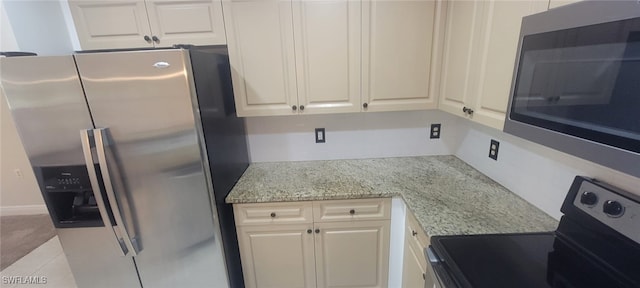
234 198 391 288
402 210 434 288
67 0 226 50
315 221 390 288
237 224 317 288
438 0 548 130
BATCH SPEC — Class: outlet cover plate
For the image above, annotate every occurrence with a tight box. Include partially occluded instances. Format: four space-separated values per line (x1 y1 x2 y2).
430 124 441 139
315 128 326 143
489 139 499 160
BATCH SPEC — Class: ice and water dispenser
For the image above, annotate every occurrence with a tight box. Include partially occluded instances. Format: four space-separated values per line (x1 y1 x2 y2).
34 165 107 228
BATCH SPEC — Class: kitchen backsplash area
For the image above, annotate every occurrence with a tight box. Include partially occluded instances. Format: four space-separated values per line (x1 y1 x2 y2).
245 111 640 220
456 120 640 220
244 110 460 162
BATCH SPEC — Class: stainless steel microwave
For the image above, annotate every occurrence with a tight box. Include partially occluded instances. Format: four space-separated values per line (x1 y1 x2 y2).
504 0 640 178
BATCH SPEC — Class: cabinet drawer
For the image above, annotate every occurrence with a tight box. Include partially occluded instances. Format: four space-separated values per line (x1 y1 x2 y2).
313 198 391 222
406 210 429 248
234 202 313 225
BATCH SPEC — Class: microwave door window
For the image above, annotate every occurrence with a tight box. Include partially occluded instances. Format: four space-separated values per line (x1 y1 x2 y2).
511 18 640 153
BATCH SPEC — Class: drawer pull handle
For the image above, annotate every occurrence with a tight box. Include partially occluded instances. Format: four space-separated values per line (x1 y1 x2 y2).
307 229 312 234
349 209 355 215
412 230 418 236
315 229 320 234
270 212 276 218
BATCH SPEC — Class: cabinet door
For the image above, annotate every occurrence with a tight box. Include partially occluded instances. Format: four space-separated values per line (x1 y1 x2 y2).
145 0 226 46
438 0 485 117
471 0 548 130
292 0 361 114
362 0 439 112
237 224 316 288
314 220 390 288
68 0 153 50
402 237 426 288
223 0 299 116
403 212 434 288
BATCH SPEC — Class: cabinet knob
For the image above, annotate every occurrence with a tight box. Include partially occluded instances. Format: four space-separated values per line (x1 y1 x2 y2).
307 229 312 234
299 105 305 111
349 209 355 215
152 36 160 43
462 106 474 115
315 228 320 234
144 35 152 42
292 105 297 111
412 230 418 236
363 102 368 109
422 273 426 280
270 212 276 218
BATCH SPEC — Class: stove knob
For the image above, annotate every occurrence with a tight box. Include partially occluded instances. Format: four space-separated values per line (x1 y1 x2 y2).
603 200 624 218
580 191 598 206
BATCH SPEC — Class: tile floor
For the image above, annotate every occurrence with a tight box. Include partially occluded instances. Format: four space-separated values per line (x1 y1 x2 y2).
0 236 77 288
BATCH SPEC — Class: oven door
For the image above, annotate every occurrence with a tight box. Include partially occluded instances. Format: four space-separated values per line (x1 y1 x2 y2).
426 246 459 288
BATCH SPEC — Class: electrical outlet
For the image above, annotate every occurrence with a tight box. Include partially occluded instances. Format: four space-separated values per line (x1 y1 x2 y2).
489 139 499 160
430 124 441 139
14 169 23 177
315 128 326 143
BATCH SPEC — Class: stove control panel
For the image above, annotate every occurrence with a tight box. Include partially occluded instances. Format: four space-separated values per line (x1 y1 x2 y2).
573 179 639 244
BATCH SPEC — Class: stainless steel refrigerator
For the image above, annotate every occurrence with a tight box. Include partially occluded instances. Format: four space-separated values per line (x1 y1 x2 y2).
1 47 249 288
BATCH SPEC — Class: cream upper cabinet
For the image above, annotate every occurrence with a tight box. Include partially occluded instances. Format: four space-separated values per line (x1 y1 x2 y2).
67 0 226 50
362 0 443 112
68 1 153 49
438 0 548 130
144 0 226 46
549 0 580 9
237 224 317 288
472 0 548 129
226 0 444 116
439 0 484 120
314 220 390 288
223 0 298 117
293 0 361 115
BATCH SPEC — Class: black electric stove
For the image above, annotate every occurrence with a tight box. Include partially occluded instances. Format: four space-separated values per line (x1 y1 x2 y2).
427 176 640 288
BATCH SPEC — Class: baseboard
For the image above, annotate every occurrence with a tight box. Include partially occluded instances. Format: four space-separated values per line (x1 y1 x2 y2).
0 205 48 216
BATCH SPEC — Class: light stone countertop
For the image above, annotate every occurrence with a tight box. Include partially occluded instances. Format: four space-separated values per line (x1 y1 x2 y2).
226 155 558 237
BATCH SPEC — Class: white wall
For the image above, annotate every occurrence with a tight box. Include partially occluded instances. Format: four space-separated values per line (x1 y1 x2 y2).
245 110 460 162
1 89 46 215
0 1 19 51
1 0 74 55
454 119 640 219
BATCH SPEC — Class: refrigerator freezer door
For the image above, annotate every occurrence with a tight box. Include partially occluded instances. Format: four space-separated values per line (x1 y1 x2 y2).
74 49 230 288
0 56 93 166
1 56 141 288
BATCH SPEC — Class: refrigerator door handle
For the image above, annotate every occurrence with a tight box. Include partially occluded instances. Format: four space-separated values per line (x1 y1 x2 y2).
80 129 129 256
94 128 142 256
